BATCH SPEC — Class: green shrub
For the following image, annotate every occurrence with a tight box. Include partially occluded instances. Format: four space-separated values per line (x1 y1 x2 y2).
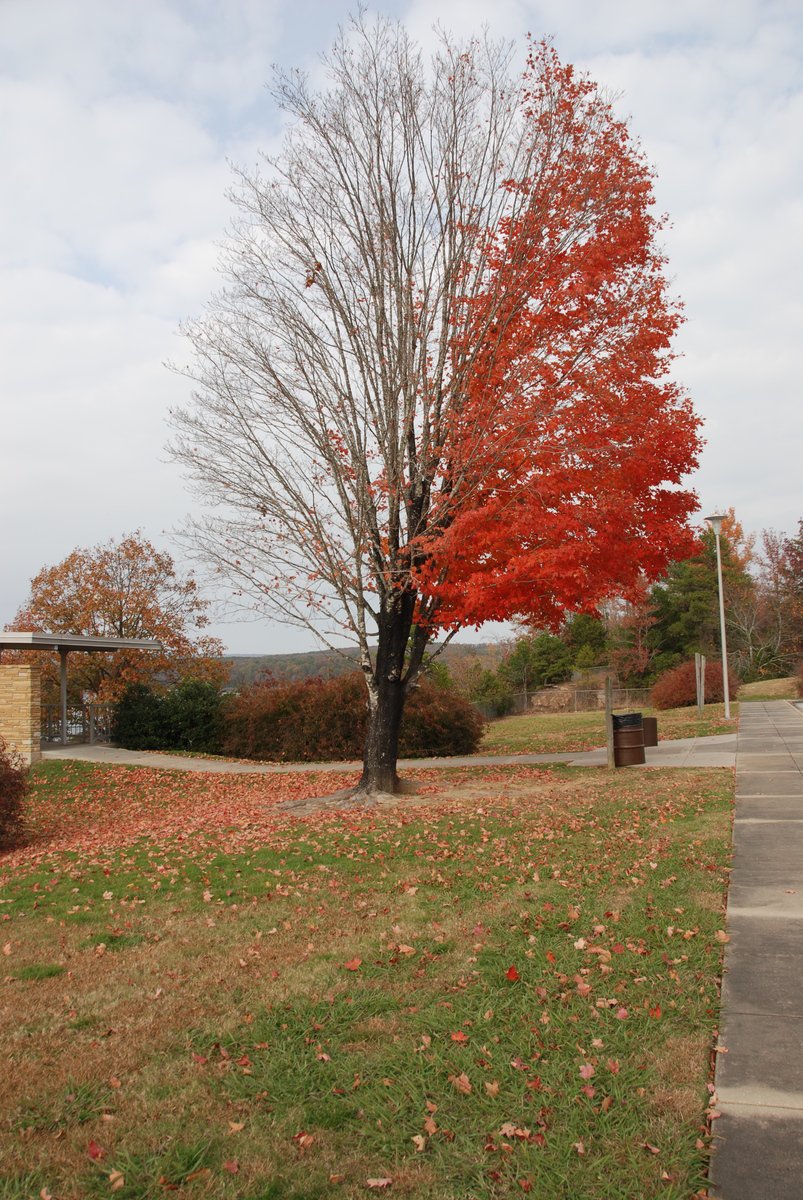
162 678 224 754
651 659 739 711
223 672 484 762
796 661 803 699
111 683 164 750
0 739 27 850
500 632 573 694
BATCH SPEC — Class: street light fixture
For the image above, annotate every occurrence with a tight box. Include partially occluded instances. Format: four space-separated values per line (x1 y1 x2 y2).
705 512 731 719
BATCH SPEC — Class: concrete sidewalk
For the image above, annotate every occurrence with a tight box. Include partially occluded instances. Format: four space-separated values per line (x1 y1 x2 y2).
710 700 803 1199
42 731 737 773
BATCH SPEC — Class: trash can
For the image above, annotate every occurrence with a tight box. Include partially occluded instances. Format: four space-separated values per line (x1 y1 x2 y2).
642 716 658 748
612 712 645 767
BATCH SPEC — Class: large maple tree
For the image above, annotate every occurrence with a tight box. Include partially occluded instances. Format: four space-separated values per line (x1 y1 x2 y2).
171 24 702 795
7 532 224 701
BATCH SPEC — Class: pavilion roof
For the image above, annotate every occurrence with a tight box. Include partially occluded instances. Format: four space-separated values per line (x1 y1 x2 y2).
0 632 161 653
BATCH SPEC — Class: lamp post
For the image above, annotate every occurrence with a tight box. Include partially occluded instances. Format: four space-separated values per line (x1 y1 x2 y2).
705 512 731 719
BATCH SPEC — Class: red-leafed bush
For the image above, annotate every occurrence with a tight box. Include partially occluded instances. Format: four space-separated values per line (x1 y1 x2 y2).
399 682 485 757
223 673 364 762
0 739 28 850
650 659 739 711
223 672 484 762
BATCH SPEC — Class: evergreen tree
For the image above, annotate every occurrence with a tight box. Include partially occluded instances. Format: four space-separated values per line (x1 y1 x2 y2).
649 528 752 671
500 633 573 694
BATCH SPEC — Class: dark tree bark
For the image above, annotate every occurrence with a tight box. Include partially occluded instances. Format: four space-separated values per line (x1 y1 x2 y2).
360 671 406 795
359 593 429 795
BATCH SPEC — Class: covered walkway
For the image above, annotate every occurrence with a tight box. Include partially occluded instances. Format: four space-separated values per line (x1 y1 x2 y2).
0 632 160 747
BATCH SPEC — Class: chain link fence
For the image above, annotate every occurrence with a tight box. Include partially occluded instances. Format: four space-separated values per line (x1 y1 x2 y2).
472 686 652 721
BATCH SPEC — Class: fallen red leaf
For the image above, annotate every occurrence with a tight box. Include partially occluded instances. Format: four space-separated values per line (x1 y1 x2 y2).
506 965 520 982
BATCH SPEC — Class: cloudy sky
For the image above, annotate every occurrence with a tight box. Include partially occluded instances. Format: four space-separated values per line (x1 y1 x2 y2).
2 0 801 654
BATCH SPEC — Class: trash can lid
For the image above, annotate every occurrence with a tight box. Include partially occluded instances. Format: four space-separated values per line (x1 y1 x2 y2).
612 712 643 730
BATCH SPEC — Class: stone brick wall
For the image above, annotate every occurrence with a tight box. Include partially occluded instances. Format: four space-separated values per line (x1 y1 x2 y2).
0 663 41 766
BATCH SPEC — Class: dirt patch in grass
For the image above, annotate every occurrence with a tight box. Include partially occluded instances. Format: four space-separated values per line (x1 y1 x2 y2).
690 888 727 913
647 1032 711 1123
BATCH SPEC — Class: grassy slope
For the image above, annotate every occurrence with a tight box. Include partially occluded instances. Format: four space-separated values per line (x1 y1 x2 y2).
480 677 798 758
736 677 797 701
480 704 738 757
0 760 731 1199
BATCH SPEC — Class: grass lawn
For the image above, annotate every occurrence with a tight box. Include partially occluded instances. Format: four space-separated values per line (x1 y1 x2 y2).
1 760 732 1199
736 677 798 702
480 705 737 757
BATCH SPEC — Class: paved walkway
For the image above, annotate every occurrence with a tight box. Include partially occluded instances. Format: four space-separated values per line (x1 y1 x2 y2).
710 700 803 1199
42 731 737 773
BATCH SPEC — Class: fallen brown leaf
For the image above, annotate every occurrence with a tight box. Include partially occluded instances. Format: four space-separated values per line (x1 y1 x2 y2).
448 1072 472 1094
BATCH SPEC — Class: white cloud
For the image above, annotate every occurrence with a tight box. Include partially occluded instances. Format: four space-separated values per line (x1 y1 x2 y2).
2 0 802 652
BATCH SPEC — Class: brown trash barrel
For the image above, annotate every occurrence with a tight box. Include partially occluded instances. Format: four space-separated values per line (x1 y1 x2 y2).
612 712 645 767
642 716 658 748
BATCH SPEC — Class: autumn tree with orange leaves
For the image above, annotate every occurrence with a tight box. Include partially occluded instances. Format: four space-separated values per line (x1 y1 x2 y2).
171 20 702 796
7 533 225 701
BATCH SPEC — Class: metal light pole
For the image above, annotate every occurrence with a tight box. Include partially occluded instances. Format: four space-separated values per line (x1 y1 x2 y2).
705 513 731 719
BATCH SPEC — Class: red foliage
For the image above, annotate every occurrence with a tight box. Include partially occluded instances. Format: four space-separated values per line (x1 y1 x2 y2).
223 673 366 762
650 660 738 711
0 765 357 874
415 46 701 632
398 683 485 758
1 761 558 879
223 673 484 762
0 740 27 850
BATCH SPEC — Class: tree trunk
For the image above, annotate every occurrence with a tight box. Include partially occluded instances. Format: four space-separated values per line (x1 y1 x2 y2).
359 672 406 795
358 598 419 795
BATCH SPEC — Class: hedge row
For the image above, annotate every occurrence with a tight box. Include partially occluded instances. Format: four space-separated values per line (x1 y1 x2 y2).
112 672 485 761
111 679 224 754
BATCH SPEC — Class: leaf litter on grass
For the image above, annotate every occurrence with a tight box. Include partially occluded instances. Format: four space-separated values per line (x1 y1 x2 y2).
0 760 732 1198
